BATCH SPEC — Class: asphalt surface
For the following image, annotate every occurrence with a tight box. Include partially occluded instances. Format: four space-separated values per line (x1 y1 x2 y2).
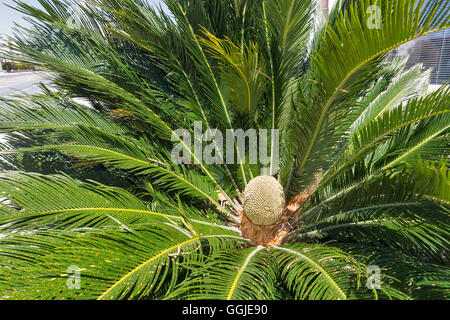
0 72 50 148
0 72 49 97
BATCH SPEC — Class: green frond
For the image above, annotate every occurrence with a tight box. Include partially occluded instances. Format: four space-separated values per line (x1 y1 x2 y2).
350 64 431 135
0 96 227 213
0 225 245 299
0 172 238 233
336 243 449 299
169 246 278 299
199 30 267 123
294 159 450 262
0 0 448 301
286 0 449 192
272 243 375 300
320 86 449 188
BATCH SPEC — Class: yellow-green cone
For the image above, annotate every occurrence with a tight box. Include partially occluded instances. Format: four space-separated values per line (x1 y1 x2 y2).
243 175 285 226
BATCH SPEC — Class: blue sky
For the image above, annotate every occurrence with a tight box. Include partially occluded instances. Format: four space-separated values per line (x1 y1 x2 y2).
0 0 165 36
0 0 338 36
0 0 41 35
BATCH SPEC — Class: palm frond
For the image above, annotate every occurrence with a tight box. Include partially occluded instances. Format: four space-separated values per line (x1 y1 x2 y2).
271 243 398 300
287 0 449 192
169 246 278 299
0 225 245 299
320 86 449 188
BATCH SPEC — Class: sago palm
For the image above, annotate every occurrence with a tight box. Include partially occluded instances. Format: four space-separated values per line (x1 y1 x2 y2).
0 0 449 300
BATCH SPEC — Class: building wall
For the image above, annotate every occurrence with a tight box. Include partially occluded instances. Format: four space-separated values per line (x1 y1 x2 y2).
320 0 329 17
390 1 449 85
391 28 450 85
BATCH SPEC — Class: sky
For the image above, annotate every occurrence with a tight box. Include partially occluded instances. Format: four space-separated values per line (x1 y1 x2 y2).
1 0 336 36
0 0 41 36
0 0 165 36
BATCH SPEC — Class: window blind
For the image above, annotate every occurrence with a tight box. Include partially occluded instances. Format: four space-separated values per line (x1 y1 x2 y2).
391 28 449 85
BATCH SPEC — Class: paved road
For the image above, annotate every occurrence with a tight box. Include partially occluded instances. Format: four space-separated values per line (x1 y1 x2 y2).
0 72 49 97
0 72 50 148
